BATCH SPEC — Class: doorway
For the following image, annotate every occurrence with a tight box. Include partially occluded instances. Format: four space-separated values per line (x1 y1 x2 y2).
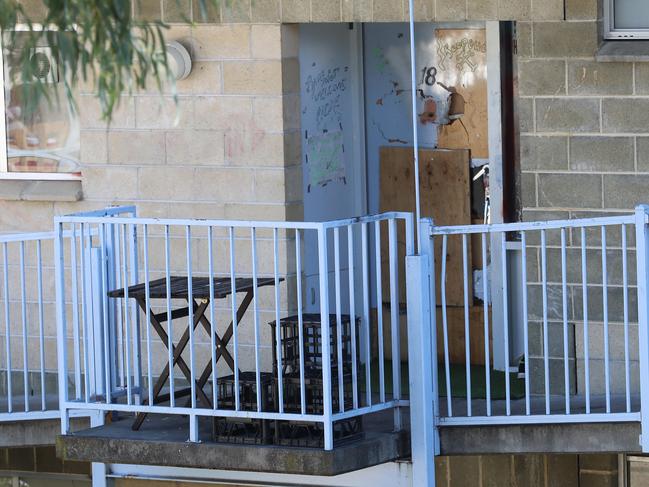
298 21 519 371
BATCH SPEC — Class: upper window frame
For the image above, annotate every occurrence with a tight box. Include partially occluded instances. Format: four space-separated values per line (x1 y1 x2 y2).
605 0 649 39
0 27 81 181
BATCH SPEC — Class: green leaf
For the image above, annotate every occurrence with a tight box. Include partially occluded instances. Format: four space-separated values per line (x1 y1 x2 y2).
0 0 221 122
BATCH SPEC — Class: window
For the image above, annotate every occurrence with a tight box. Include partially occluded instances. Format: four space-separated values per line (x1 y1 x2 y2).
0 31 81 180
605 0 649 39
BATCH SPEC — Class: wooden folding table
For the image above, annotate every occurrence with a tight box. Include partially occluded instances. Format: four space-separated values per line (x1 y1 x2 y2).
108 275 277 430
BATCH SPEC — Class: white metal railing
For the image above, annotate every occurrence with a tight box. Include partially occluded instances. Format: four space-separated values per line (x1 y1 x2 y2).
0 230 60 421
54 207 413 450
419 210 648 428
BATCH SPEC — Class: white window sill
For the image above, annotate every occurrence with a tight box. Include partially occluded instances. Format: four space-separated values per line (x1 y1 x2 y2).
596 40 649 62
0 179 83 202
0 172 82 181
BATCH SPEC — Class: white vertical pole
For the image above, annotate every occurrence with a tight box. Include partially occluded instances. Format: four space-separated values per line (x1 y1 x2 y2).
317 226 334 450
635 205 649 452
406 249 435 485
408 0 421 252
90 412 108 487
487 21 506 370
129 223 141 406
419 219 438 443
54 221 70 434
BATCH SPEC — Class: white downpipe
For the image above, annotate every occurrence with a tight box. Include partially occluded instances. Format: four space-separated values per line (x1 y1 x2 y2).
408 0 421 253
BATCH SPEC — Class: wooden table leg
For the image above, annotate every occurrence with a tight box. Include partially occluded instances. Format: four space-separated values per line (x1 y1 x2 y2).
193 290 255 394
132 298 213 430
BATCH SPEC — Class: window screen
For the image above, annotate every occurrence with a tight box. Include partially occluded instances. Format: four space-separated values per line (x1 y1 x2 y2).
614 0 649 29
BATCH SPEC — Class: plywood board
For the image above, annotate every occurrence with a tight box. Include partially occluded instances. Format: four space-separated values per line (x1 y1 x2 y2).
435 306 492 366
379 146 471 306
371 305 492 365
435 29 489 159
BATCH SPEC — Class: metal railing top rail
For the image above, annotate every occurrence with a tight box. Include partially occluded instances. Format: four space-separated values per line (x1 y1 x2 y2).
54 211 414 231
0 231 56 243
0 228 105 244
429 214 636 235
64 205 137 218
320 211 414 229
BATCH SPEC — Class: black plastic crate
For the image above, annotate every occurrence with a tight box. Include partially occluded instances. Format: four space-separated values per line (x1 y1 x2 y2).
277 372 357 415
212 371 275 445
269 313 361 380
273 416 363 448
213 417 272 445
216 371 275 411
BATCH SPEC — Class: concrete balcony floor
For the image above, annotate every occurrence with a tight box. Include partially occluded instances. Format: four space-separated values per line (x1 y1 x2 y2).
439 393 642 455
56 408 411 476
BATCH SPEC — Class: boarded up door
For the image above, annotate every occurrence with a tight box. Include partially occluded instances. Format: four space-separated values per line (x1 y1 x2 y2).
379 146 471 306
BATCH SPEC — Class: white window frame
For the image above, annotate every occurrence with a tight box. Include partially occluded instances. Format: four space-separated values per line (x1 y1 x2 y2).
0 31 81 181
605 0 649 39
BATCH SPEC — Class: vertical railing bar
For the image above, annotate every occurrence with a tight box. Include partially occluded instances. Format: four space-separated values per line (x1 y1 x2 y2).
388 219 401 411
186 226 196 410
143 225 153 407
521 232 530 415
602 226 611 414
501 232 511 416
128 222 141 406
374 221 385 403
100 224 112 405
541 229 550 415
361 223 372 407
622 224 631 413
106 223 117 392
55 222 69 434
82 224 92 404
317 226 334 450
229 227 240 411
250 227 262 412
37 241 46 411
90 224 102 404
121 224 132 405
114 224 124 389
70 224 81 399
482 233 492 416
273 228 284 414
581 227 591 414
441 235 452 417
334 227 344 412
295 229 306 414
164 225 175 408
19 241 29 412
347 225 358 410
208 227 218 410
3 243 11 413
561 228 570 414
462 234 471 417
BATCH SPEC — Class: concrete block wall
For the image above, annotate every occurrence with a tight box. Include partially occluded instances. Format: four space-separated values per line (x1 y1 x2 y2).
436 453 621 487
515 2 649 397
78 22 301 222
74 19 303 376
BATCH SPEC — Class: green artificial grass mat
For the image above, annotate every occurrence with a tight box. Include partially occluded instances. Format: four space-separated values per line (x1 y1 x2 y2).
366 360 525 400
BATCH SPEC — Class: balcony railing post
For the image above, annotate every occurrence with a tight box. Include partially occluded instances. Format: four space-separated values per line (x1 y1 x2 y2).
635 205 649 452
54 220 69 434
129 221 142 406
317 224 334 450
406 218 436 486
